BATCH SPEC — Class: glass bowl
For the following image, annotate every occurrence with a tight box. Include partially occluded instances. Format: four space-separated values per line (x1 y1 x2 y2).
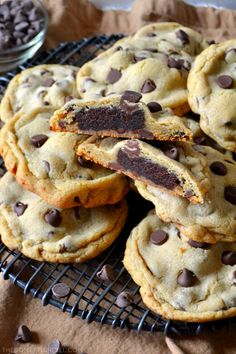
0 0 49 73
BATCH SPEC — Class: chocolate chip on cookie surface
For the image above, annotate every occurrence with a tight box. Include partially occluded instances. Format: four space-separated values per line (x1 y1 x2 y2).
124 211 236 322
0 173 128 263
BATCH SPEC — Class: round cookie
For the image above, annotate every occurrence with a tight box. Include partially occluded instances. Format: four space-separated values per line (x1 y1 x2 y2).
76 36 196 115
188 40 236 152
136 144 236 243
0 64 79 122
0 173 128 263
124 211 236 322
133 22 209 56
0 107 128 208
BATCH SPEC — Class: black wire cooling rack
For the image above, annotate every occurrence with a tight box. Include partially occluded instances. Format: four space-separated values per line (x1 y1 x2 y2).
0 35 236 336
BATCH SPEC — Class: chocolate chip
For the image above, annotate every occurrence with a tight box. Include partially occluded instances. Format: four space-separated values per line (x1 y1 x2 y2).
146 32 156 37
150 229 168 245
77 156 93 168
188 239 210 249
210 161 227 176
14 202 28 216
30 134 48 148
13 31 25 39
42 78 55 87
217 75 233 89
48 339 63 354
100 89 106 97
176 29 190 45
44 209 62 227
15 325 32 343
0 4 10 21
177 269 197 287
164 147 179 161
146 48 158 53
141 79 156 93
115 291 134 308
222 251 236 265
207 39 215 45
28 7 40 21
167 57 182 69
73 196 80 204
15 21 29 31
52 283 70 298
31 19 41 32
96 264 115 281
224 186 236 205
121 90 142 103
134 54 146 62
147 101 162 113
107 68 122 84
65 95 74 103
194 136 206 145
14 12 27 24
42 160 50 174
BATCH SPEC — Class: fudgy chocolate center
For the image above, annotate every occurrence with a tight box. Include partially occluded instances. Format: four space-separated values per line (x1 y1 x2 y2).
74 103 145 132
117 149 180 190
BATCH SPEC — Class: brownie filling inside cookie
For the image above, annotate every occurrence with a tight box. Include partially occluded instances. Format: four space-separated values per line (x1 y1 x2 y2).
117 149 180 190
74 102 145 132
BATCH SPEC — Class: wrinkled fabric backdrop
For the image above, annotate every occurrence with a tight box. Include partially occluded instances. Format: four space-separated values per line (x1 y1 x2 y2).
1 0 236 353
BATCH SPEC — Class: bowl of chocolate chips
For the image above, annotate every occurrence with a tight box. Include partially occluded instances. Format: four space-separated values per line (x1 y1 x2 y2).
0 0 48 72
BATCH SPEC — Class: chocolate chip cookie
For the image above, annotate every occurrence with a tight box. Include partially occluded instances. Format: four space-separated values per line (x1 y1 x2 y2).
188 40 236 152
0 108 128 208
124 211 236 322
50 94 192 141
0 173 128 263
77 137 211 204
76 35 197 116
136 145 236 243
0 64 78 122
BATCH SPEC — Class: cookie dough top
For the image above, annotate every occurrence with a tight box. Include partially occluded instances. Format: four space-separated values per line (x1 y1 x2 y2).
0 64 78 122
133 22 209 56
188 40 236 152
0 173 127 263
0 108 127 208
136 144 236 243
76 36 195 114
124 212 236 321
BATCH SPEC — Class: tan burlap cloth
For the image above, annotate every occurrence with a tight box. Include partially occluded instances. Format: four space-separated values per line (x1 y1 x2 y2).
1 0 236 353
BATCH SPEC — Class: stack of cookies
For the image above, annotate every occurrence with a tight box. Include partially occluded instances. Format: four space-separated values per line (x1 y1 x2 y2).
1 22 236 323
0 64 128 263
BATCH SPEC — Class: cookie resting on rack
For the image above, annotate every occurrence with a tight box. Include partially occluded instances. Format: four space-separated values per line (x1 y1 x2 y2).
124 211 236 322
0 173 128 263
